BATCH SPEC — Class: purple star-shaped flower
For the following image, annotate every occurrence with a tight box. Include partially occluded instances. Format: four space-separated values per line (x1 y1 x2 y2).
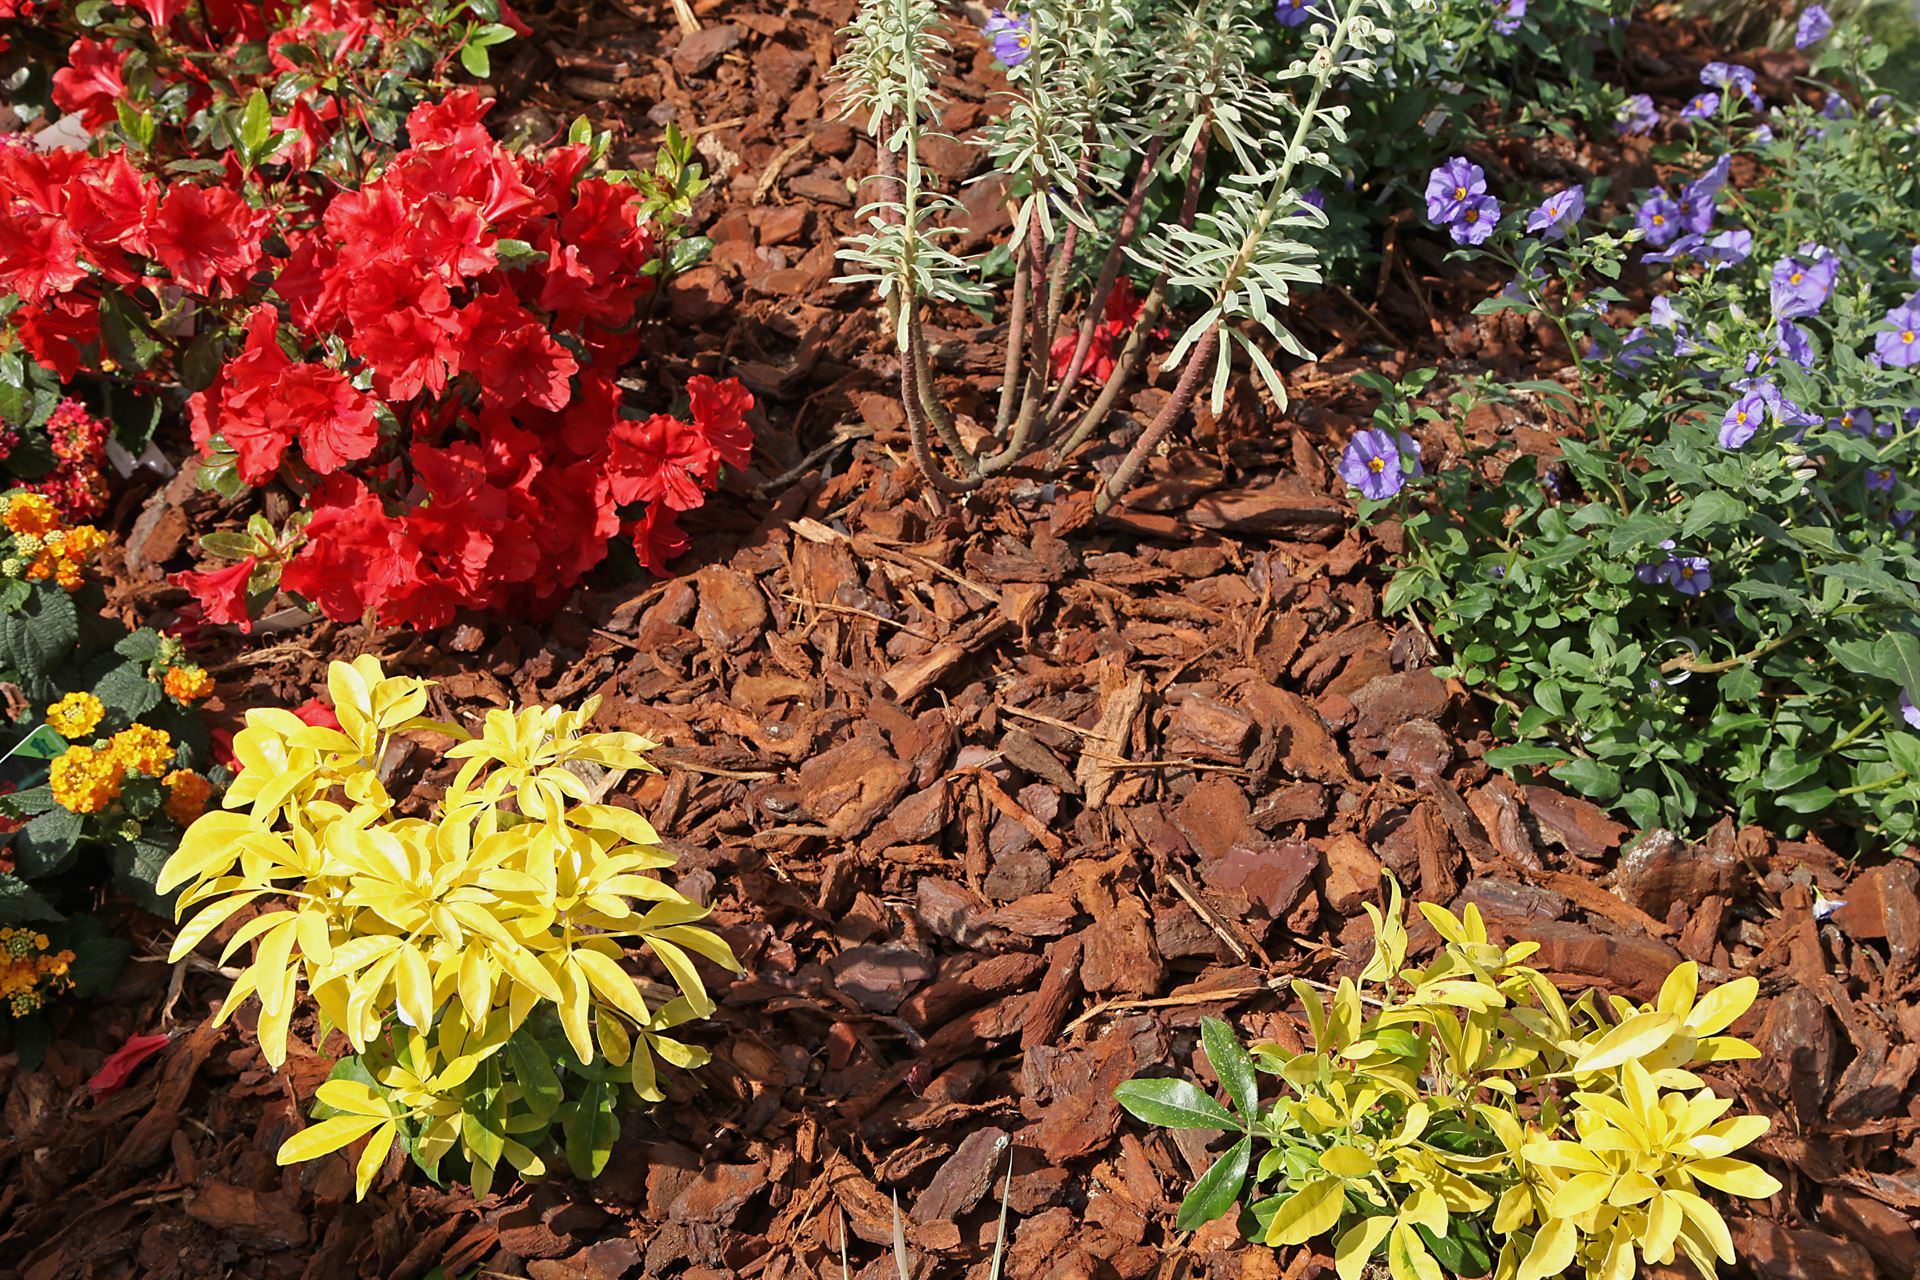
1770 249 1838 318
1636 189 1681 245
1525 186 1585 241
1671 556 1712 595
1493 0 1526 34
1777 319 1813 368
1721 390 1769 448
1339 429 1417 500
1616 93 1658 136
1681 92 1721 121
1275 0 1315 26
1797 4 1833 48
983 9 1034 67
1874 296 1920 369
1424 156 1486 223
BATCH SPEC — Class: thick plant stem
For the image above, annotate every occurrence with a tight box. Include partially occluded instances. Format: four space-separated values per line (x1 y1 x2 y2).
983 232 1058 474
1045 138 1165 427
903 305 982 495
991 245 1032 437
911 307 976 467
1094 324 1219 514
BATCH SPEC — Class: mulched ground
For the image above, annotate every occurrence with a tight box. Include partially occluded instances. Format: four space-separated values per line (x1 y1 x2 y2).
3 3 1917 1278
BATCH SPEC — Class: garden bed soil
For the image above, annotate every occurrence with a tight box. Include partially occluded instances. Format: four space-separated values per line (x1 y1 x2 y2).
3 3 1918 1279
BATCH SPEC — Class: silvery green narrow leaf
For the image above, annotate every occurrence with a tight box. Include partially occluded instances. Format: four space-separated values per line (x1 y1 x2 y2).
1175 1134 1253 1230
1209 339 1233 414
1241 333 1290 415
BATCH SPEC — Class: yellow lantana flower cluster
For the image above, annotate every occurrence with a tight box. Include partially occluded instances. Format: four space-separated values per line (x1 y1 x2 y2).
162 664 215 703
3 494 108 591
49 726 177 814
1 927 75 1017
46 691 106 739
162 769 212 825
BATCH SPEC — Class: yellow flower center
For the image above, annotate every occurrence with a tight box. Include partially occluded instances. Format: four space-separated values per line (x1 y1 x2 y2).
1790 272 1802 284
1905 331 1915 344
1679 564 1695 578
1465 209 1479 222
1736 411 1748 424
1454 185 1466 199
1652 214 1664 225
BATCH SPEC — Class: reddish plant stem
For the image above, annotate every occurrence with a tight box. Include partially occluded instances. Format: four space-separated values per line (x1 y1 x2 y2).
1094 323 1219 514
903 302 982 495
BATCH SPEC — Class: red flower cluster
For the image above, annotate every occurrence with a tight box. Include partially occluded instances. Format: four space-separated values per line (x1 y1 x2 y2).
150 93 754 629
1050 279 1149 385
27 399 111 520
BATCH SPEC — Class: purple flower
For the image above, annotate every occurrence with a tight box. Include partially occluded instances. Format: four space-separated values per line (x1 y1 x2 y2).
1636 189 1681 245
1867 466 1898 492
1875 296 1920 368
1616 93 1658 136
1770 249 1837 318
984 9 1034 67
1702 62 1759 106
1902 690 1920 730
1721 390 1770 448
1777 319 1813 368
1689 154 1733 200
1752 123 1775 144
1526 186 1585 240
1450 194 1501 244
1842 407 1882 439
1339 429 1416 500
1823 92 1853 120
1681 92 1728 122
1493 0 1526 35
1637 540 1678 584
1703 229 1753 265
1275 0 1316 25
1424 156 1486 222
1672 556 1712 594
1644 234 1703 265
1910 245 1920 279
1797 4 1833 47
1681 91 1721 121
1613 326 1660 374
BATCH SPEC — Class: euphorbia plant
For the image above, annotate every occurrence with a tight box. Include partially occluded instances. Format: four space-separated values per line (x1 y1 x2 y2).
1117 878 1779 1280
831 0 1398 509
160 657 741 1198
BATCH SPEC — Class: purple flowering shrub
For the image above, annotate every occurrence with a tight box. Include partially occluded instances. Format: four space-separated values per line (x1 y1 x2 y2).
1351 27 1920 850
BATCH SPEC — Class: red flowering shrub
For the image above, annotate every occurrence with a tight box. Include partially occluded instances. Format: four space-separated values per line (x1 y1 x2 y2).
3 1 528 178
0 92 745 631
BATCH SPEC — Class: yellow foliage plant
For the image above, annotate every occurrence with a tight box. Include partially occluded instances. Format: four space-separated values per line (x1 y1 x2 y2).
1115 876 1779 1280
159 656 741 1198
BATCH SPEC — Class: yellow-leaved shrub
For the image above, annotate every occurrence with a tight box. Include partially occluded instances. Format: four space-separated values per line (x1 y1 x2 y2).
160 657 740 1197
1116 877 1779 1280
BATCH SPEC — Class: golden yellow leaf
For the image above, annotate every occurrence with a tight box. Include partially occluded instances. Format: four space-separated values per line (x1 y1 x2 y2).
1573 1010 1678 1075
276 1114 384 1166
1266 1177 1346 1247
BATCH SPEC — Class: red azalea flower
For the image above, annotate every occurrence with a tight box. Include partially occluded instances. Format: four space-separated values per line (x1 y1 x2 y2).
147 184 269 296
631 504 690 576
605 414 710 512
280 475 400 621
271 363 380 474
686 375 755 481
170 556 257 633
292 698 341 731
191 306 294 479
50 38 126 131
126 0 189 28
14 295 100 381
0 211 85 303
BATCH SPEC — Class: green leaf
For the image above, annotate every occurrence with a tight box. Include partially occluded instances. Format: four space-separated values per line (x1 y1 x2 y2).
1484 744 1570 769
1199 1017 1259 1124
1113 1077 1237 1131
114 629 162 663
0 872 62 924
1175 1134 1252 1230
240 90 273 163
14 808 84 878
561 1079 618 1179
95 662 162 724
4 586 78 679
112 832 180 916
